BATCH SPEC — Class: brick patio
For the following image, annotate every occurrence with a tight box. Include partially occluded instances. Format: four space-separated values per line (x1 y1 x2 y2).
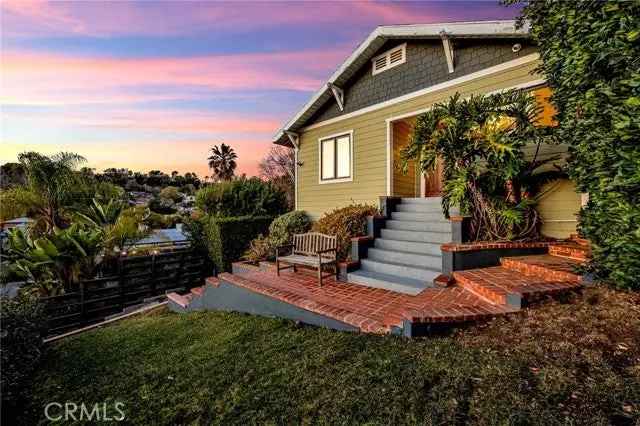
216 268 515 334
170 242 587 336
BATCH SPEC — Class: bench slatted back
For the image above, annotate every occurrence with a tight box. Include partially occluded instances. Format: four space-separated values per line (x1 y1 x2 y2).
293 232 337 259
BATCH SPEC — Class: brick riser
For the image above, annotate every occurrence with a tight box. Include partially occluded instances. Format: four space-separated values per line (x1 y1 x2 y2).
451 272 510 305
549 244 591 262
500 257 581 283
166 279 219 309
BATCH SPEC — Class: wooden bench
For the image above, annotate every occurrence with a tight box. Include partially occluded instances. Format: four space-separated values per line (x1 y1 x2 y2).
276 232 338 286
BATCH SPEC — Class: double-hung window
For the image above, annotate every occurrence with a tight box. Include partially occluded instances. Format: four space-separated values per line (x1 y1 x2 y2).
319 132 352 183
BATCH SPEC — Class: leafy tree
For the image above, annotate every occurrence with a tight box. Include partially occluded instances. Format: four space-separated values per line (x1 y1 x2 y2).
207 143 237 181
159 186 183 203
258 146 295 208
508 0 640 289
1 152 86 233
195 177 288 217
402 90 560 241
0 162 26 188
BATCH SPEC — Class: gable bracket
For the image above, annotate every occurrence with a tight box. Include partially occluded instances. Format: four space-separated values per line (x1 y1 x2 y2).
440 31 455 73
285 131 299 149
327 82 345 112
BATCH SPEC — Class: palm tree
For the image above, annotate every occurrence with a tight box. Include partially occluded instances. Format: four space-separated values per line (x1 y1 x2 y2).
2 152 86 234
207 143 237 181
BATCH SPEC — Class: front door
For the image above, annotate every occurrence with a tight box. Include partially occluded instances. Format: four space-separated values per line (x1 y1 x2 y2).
423 158 444 197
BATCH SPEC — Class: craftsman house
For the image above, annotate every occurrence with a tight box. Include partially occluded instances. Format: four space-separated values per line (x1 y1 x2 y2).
273 20 580 235
168 21 588 336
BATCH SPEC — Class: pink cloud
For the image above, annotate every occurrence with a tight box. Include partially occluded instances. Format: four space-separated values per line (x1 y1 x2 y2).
0 1 454 38
4 109 282 135
1 48 348 106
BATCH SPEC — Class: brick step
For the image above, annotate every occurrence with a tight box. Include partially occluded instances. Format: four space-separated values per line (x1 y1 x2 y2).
383 286 517 329
549 242 591 261
500 255 582 283
453 266 582 308
166 292 192 309
569 234 590 246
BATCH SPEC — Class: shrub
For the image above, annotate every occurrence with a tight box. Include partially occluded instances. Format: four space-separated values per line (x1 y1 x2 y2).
510 0 640 289
145 212 180 229
243 234 273 263
243 211 311 262
312 204 378 260
1 295 45 419
203 215 273 272
267 211 311 247
195 177 288 217
159 186 183 203
148 197 177 215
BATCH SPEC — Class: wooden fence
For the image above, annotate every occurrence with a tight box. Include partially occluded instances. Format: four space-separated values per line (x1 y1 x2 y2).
40 249 208 336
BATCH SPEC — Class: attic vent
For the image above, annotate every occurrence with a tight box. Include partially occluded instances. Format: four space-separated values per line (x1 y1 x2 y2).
372 43 406 75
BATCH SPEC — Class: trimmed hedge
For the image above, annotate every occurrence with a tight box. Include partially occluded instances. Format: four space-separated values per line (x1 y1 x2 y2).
1 296 45 421
203 215 273 272
195 177 288 218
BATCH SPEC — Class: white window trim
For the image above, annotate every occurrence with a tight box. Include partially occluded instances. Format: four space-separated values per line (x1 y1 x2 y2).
318 130 354 184
371 43 406 76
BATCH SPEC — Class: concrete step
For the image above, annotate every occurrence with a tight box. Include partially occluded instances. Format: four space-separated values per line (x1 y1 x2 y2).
390 211 447 222
360 258 440 282
380 229 451 244
347 270 429 295
385 219 450 233
374 238 443 256
400 197 442 205
396 203 443 213
367 248 441 270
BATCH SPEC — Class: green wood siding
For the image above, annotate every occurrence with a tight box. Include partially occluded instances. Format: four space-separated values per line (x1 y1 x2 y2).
297 59 542 220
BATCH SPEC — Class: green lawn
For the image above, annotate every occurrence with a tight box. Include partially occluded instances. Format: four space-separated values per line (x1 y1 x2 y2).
23 287 640 425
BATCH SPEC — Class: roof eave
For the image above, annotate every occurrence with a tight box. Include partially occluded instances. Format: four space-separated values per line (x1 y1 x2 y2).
272 20 530 145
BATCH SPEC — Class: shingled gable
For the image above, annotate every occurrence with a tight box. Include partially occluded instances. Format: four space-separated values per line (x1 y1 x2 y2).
273 20 531 147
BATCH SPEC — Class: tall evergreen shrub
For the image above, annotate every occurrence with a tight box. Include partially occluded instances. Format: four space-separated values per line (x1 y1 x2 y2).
508 0 640 289
195 177 288 217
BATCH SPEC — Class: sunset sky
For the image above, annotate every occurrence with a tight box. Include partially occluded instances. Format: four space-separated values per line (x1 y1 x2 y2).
0 1 520 178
